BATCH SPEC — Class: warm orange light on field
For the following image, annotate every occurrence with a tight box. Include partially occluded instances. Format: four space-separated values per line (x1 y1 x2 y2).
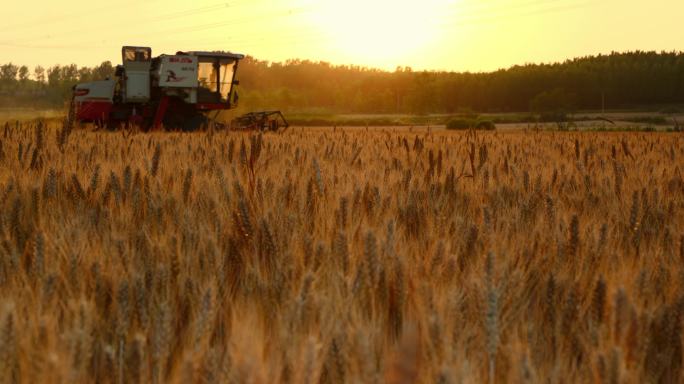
311 0 451 66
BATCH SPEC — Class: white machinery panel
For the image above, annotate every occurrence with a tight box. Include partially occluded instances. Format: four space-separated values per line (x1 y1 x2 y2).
125 71 150 102
74 80 116 102
158 55 198 88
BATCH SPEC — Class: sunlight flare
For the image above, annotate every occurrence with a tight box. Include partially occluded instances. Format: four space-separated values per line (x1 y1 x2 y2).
311 0 453 65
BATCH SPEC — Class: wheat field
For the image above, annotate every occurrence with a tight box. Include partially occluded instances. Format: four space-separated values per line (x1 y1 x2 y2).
0 121 682 383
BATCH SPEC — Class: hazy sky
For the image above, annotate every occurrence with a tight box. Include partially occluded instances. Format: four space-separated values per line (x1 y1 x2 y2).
1 0 682 72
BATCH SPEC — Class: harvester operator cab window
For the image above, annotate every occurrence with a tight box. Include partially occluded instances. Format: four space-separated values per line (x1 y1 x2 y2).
123 47 151 62
219 59 236 102
198 61 218 92
197 56 238 104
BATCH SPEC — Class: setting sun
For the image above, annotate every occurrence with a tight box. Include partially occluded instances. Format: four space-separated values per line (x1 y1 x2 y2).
310 0 451 66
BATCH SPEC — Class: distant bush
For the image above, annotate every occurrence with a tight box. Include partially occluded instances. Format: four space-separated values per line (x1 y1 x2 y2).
446 118 496 130
288 117 402 126
489 114 536 124
660 107 682 114
539 111 569 122
446 118 473 130
555 121 576 131
476 120 496 130
585 125 660 132
624 116 667 125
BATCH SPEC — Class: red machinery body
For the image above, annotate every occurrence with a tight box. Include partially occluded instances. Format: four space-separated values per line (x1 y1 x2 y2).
72 46 244 130
73 80 116 122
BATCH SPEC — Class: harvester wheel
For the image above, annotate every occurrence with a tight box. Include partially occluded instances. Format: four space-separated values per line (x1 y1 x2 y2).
181 114 209 132
106 120 120 131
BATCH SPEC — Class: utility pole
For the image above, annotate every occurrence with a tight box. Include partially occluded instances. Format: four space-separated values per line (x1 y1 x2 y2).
601 91 605 114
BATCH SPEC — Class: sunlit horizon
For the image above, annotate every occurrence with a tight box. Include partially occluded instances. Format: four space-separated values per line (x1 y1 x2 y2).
1 0 682 72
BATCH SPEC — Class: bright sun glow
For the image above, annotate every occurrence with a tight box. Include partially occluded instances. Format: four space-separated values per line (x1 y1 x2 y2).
2 0 683 72
312 0 452 67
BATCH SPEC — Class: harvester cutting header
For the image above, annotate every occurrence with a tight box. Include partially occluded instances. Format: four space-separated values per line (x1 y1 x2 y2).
71 46 288 131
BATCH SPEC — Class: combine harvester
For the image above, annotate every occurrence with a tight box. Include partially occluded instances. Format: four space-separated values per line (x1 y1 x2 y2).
70 46 288 132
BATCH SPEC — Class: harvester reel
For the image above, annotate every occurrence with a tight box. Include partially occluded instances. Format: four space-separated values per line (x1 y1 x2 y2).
232 111 289 132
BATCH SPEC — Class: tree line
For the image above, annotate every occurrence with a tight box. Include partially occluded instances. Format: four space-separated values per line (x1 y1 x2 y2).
2 51 683 113
0 61 115 107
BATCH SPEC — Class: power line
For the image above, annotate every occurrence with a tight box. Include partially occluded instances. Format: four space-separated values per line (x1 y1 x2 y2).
0 0 596 62
152 0 592 50
434 0 593 32
1 1 317 50
4 2 235 45
0 0 160 33
5 0 579 47
122 0 590 49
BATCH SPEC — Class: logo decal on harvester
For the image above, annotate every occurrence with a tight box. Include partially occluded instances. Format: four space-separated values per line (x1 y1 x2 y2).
166 70 187 83
169 57 193 63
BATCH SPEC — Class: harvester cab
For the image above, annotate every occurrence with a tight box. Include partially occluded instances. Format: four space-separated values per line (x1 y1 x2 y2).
154 51 242 107
120 46 152 103
72 46 251 131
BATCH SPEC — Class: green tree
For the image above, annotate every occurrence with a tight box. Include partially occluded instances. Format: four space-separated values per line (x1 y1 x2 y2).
18 65 29 83
34 66 45 84
0 63 18 81
47 65 62 87
530 88 577 122
92 61 115 80
530 88 576 113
